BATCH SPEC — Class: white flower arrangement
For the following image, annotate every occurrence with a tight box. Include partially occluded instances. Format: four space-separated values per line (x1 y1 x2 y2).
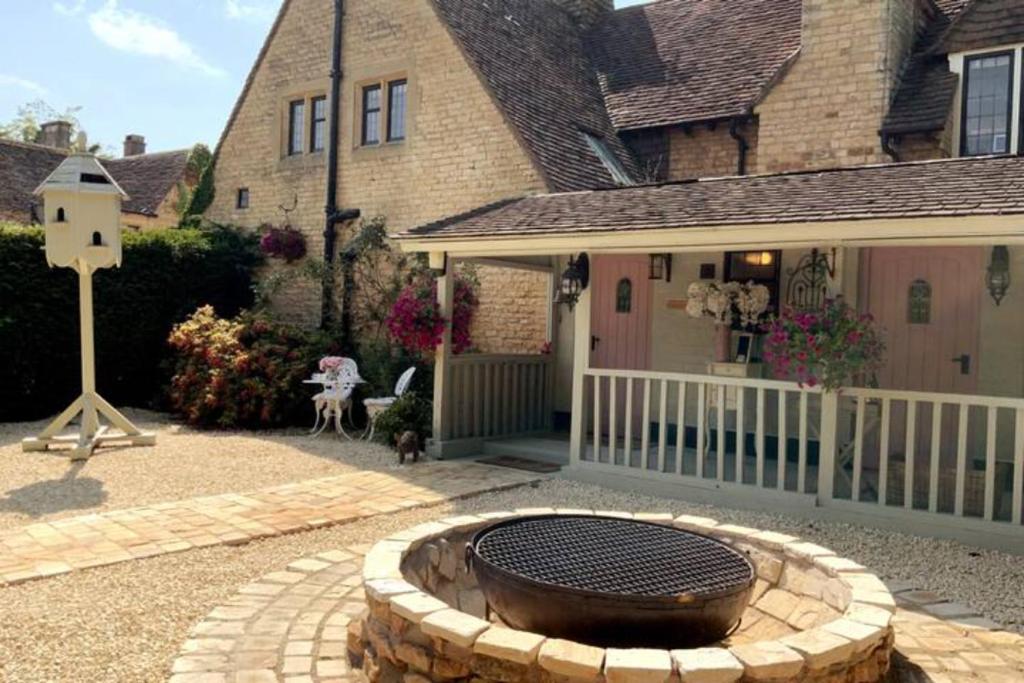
686 280 770 327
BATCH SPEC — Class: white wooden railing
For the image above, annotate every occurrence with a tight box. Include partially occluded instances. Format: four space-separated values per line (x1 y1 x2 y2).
574 368 1024 531
440 354 553 441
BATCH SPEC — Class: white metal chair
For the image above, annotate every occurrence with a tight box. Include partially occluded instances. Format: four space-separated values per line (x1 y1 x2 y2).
308 358 366 438
362 367 416 441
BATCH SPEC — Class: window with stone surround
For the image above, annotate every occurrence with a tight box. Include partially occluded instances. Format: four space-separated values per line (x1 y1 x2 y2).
961 51 1014 156
287 99 305 156
387 80 407 142
236 188 250 210
358 76 408 147
361 85 382 145
310 96 327 153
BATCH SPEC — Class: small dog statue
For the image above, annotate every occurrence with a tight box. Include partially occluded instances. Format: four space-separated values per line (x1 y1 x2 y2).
395 430 421 465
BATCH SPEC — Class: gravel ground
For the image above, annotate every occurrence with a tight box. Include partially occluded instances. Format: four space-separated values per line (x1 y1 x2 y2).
0 410 400 530
0 478 1021 682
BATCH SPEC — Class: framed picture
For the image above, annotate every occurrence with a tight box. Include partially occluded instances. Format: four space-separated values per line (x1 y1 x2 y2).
735 333 754 364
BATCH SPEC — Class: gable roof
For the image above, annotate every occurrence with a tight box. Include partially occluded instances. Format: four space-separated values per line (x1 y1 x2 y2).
587 0 802 130
401 155 1024 240
105 149 190 217
939 0 1024 53
0 139 68 223
430 0 640 192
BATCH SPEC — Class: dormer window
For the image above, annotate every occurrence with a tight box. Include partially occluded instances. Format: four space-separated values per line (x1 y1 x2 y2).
960 51 1014 156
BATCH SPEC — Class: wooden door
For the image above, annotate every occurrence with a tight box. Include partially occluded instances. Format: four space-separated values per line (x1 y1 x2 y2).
591 255 652 371
864 247 982 394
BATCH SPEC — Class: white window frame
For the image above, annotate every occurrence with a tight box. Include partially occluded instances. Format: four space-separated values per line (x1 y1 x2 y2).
949 43 1024 157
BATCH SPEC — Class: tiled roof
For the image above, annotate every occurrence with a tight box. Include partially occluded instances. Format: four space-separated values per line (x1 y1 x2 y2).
882 56 958 134
939 0 1024 54
430 0 639 192
0 139 67 223
402 155 1024 239
105 149 190 217
587 0 801 130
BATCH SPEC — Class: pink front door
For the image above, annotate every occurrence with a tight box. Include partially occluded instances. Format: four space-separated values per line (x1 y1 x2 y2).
590 255 652 371
863 247 982 394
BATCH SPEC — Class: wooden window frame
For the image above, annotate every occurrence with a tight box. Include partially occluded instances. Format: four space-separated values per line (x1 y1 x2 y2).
310 96 327 153
960 50 1015 157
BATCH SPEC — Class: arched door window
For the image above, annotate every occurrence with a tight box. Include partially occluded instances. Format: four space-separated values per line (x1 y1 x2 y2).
908 279 931 324
615 278 632 313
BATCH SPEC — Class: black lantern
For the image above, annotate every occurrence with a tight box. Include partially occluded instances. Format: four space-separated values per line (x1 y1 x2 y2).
986 245 1010 306
648 253 673 282
555 253 590 310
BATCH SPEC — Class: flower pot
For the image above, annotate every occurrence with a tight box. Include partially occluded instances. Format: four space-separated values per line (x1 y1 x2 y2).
714 325 732 363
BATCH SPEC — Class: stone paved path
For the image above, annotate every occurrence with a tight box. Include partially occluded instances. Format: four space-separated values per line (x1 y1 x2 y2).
0 463 540 587
172 548 1024 683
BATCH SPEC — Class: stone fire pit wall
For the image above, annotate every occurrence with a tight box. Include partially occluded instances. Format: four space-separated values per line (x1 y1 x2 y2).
350 510 896 683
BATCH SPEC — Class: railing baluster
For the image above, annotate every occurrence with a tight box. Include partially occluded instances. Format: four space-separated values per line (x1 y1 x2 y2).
609 376 618 466
905 400 917 510
624 377 634 467
879 397 891 506
955 404 969 517
1014 408 1024 526
985 406 997 521
798 391 808 494
593 374 602 463
676 382 687 475
853 396 865 502
929 402 942 514
641 378 652 470
716 384 726 482
658 379 668 473
736 386 746 484
696 383 706 479
756 388 765 487
778 391 788 490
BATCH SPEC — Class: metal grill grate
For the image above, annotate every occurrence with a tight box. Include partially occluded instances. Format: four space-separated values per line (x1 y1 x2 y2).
474 516 753 597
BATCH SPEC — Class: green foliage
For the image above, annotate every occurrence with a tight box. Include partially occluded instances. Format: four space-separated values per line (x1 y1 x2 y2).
371 391 432 447
0 223 261 421
180 154 216 223
167 306 337 428
175 144 214 219
0 100 109 155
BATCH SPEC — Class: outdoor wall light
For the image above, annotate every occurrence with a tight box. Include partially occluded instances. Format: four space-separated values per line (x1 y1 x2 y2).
648 253 673 282
555 253 590 310
743 251 776 267
986 245 1010 306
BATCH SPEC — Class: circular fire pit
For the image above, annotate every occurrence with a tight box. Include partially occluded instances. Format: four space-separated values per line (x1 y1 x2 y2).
352 510 896 683
468 515 754 647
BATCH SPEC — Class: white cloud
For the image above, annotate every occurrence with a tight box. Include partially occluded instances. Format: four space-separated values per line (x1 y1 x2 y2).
0 74 48 95
225 0 278 23
53 0 87 16
87 1 226 78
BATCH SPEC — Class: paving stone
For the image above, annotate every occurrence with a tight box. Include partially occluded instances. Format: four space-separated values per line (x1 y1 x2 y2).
756 589 801 622
604 648 673 683
538 638 606 678
923 601 976 619
673 647 744 683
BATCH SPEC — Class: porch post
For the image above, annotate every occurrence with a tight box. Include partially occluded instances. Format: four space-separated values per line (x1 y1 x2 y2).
544 265 558 431
568 270 592 468
431 253 453 449
817 391 838 502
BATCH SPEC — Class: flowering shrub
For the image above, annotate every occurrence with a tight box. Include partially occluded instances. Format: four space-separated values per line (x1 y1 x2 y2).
687 280 770 327
167 306 334 427
385 275 478 357
763 299 885 391
259 224 307 262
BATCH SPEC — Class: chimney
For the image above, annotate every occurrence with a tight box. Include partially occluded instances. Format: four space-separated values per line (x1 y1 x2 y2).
38 121 73 150
123 134 147 157
552 0 613 28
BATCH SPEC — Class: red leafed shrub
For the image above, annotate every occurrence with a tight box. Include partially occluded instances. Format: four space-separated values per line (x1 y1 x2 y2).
385 275 478 357
259 224 307 262
167 306 334 427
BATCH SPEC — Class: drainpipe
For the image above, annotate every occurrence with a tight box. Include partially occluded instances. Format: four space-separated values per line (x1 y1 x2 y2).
729 117 750 176
322 0 361 331
880 132 901 163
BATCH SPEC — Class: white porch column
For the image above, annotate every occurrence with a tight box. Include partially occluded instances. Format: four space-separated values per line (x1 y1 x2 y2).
431 253 453 446
568 276 592 467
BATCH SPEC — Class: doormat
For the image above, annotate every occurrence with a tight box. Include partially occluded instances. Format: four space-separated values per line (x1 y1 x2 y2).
477 455 561 473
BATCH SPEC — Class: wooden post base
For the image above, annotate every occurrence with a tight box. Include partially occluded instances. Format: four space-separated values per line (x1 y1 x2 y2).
21 392 156 461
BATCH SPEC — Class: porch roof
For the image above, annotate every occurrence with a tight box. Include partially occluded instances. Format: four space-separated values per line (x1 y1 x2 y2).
397 155 1024 253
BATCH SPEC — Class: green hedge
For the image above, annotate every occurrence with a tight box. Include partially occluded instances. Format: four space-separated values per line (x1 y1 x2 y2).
0 224 261 422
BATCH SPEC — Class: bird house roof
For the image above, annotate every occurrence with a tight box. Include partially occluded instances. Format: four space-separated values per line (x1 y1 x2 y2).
33 153 129 199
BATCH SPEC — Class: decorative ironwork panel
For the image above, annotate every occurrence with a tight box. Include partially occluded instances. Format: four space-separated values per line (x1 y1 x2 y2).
786 250 832 311
908 279 931 324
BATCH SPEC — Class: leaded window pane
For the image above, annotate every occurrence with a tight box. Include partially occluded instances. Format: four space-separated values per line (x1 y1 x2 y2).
616 278 632 313
288 100 304 155
908 279 931 324
362 85 382 145
311 96 327 152
388 80 407 141
962 54 1012 156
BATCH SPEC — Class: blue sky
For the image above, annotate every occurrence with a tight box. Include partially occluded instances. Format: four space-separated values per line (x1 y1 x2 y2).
0 1 650 156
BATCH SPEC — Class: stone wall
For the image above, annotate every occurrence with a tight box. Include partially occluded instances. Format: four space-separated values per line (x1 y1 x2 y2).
755 0 922 173
471 268 550 355
208 0 547 342
667 120 758 181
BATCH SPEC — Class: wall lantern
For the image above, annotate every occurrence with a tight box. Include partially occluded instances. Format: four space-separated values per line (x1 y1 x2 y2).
648 253 673 282
555 253 590 310
743 250 776 268
986 245 1011 306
